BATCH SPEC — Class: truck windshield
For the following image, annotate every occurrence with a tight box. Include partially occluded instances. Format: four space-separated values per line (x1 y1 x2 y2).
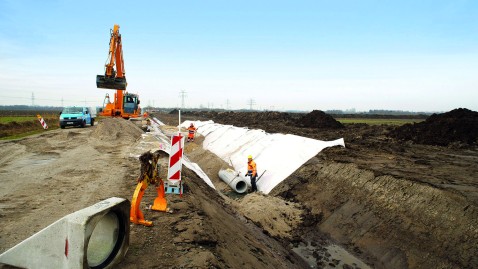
62 107 83 114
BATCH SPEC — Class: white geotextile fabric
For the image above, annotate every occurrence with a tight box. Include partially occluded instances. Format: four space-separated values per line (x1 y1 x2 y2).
181 120 345 194
144 118 215 189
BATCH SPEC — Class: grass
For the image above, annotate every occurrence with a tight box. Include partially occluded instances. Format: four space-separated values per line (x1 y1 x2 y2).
336 118 424 126
0 115 59 140
0 116 38 124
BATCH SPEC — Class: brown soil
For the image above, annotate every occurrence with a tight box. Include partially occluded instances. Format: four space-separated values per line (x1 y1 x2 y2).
181 110 344 130
1 109 477 269
0 118 307 269
296 110 344 129
161 109 478 269
389 108 478 146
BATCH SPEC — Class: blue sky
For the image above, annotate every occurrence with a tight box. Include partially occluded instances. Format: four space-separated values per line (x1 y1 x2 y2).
0 0 477 112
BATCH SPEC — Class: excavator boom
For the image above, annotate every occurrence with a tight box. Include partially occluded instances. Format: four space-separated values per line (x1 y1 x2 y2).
97 24 141 119
97 24 127 90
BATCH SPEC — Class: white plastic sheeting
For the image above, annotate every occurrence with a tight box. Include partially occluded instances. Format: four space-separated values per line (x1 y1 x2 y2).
145 118 215 189
181 120 345 194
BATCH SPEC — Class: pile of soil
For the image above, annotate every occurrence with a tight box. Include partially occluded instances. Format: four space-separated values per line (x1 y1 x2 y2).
180 110 345 133
389 108 478 146
91 118 143 142
296 110 344 129
234 193 304 239
214 111 293 126
169 109 180 114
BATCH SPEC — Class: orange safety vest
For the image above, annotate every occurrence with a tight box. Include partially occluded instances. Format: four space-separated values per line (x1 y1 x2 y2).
187 126 196 138
247 160 257 177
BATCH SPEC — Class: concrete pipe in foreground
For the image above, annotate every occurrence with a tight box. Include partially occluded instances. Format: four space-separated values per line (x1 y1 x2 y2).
0 197 130 269
218 169 248 194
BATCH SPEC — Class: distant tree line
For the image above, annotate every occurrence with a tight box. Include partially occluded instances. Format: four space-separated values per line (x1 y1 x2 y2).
326 109 435 116
0 105 63 111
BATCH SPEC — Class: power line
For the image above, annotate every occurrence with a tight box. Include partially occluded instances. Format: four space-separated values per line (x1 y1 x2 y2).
179 90 187 109
0 95 100 104
247 98 256 110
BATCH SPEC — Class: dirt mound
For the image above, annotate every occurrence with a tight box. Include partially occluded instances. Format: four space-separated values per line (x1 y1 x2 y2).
181 111 295 131
180 110 343 131
234 193 303 239
390 108 478 146
216 111 293 125
91 118 143 142
296 110 344 129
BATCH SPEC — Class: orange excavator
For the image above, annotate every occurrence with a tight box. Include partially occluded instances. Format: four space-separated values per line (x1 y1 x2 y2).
96 24 141 119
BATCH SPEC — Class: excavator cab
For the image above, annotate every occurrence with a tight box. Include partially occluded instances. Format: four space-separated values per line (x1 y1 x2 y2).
123 93 139 114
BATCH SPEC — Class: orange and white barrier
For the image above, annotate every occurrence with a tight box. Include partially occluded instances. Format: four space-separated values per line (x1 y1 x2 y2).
37 114 48 129
166 133 185 193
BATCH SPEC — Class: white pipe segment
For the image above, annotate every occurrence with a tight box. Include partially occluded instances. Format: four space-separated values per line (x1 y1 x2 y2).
218 169 248 194
181 120 346 194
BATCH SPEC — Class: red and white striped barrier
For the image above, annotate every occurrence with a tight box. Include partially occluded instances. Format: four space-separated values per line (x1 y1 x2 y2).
167 133 185 186
37 114 48 129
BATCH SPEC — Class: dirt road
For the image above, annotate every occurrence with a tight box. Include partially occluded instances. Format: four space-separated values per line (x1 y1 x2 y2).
0 118 308 269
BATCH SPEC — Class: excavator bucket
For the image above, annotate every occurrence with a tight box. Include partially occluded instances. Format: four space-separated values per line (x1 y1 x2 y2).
96 75 127 90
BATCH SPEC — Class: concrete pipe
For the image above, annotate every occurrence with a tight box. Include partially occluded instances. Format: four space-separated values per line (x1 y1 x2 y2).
218 169 248 194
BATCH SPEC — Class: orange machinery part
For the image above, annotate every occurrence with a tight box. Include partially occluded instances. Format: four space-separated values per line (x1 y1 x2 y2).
130 179 168 227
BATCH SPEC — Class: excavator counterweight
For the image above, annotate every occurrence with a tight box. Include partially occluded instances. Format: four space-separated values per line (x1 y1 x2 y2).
96 75 127 90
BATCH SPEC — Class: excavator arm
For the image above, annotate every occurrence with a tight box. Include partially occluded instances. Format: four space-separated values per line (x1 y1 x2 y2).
96 24 127 90
97 24 141 119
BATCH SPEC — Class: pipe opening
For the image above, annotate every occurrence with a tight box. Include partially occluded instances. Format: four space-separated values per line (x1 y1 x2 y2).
235 181 247 193
87 210 126 268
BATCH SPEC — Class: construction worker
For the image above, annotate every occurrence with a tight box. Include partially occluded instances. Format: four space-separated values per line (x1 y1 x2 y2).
187 123 197 142
245 155 258 192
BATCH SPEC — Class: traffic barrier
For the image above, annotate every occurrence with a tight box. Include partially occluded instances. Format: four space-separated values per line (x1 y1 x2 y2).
167 133 185 185
166 133 185 195
0 197 130 269
37 114 48 129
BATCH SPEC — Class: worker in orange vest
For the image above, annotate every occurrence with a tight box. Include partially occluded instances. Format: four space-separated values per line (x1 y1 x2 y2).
245 155 258 192
187 123 197 142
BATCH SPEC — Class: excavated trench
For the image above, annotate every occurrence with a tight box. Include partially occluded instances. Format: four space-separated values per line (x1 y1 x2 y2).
272 160 477 269
155 110 478 269
3 112 476 269
183 137 477 269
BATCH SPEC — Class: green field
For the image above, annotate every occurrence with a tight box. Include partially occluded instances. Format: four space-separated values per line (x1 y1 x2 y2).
0 116 38 124
0 112 59 140
336 118 424 126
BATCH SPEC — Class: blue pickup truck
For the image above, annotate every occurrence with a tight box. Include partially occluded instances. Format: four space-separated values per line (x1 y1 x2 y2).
59 106 96 129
